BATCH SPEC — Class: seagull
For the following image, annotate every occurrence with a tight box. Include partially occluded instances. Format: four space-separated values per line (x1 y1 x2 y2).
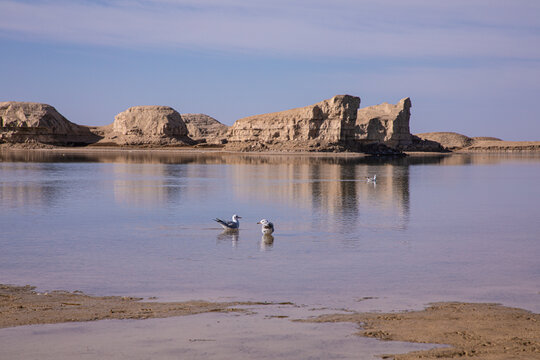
366 174 377 183
214 214 242 230
257 219 274 235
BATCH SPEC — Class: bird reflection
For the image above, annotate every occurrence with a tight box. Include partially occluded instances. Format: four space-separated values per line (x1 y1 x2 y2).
217 229 239 248
259 234 274 251
366 174 377 183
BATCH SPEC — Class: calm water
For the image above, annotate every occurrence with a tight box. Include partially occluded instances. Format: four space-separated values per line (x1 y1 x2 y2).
1 149 539 358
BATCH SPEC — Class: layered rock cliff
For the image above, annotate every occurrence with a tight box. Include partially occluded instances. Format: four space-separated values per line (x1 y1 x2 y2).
227 95 361 151
0 102 98 146
0 98 460 153
182 113 229 144
355 98 413 149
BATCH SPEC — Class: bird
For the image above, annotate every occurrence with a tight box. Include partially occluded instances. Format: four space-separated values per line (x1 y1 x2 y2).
214 214 242 230
366 174 377 183
257 219 274 235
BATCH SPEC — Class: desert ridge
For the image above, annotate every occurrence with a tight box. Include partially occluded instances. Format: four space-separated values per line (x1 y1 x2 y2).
1 97 538 152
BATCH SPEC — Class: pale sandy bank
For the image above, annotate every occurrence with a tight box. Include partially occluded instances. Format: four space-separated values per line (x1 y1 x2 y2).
2 284 539 359
308 302 540 359
0 284 264 329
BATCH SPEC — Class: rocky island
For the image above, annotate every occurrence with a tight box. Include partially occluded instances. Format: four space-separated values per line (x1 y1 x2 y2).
1 97 538 153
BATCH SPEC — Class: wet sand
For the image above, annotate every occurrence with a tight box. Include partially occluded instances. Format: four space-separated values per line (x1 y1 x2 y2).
309 302 540 359
2 285 540 359
0 284 266 329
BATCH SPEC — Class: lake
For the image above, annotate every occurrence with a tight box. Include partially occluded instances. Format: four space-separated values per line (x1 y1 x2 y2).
1 149 539 359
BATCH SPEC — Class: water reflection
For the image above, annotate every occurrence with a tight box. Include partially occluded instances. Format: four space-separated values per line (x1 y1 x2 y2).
230 159 411 233
0 180 58 209
2 149 540 314
0 151 419 233
0 163 65 209
260 234 274 251
2 150 538 230
111 163 183 207
217 229 239 248
2 149 539 165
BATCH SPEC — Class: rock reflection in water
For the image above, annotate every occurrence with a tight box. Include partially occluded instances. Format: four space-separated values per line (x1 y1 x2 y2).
2 150 540 315
112 163 183 207
0 151 415 230
3 150 535 232
0 163 76 209
230 158 411 234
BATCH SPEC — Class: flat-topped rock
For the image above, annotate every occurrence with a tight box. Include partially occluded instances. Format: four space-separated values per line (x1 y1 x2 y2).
471 136 502 142
0 101 98 145
113 106 188 136
355 98 412 149
107 106 194 146
227 95 361 150
416 132 473 149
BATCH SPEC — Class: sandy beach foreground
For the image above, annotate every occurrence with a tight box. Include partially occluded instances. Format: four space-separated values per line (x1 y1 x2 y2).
1 285 539 359
308 303 540 359
0 284 265 328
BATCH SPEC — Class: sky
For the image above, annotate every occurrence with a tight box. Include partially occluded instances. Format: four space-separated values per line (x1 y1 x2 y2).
1 0 539 140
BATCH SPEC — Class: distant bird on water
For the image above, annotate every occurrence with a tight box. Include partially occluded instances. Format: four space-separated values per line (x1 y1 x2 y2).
214 214 242 230
366 174 377 183
257 219 274 235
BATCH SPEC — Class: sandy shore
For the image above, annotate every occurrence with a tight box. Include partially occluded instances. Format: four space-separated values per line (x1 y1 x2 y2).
2 140 539 154
0 144 373 157
309 302 540 359
0 284 267 329
2 284 539 359
458 140 540 152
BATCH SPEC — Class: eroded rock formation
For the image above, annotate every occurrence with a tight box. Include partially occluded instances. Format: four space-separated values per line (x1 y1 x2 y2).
0 102 98 146
182 113 229 144
355 98 413 149
226 95 361 151
109 106 193 146
0 97 458 153
113 106 187 136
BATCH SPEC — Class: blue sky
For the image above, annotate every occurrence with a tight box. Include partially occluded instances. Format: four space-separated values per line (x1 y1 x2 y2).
1 0 539 140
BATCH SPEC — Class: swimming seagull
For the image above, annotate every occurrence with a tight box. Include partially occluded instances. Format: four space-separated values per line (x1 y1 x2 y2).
214 214 242 230
257 219 274 235
366 174 377 183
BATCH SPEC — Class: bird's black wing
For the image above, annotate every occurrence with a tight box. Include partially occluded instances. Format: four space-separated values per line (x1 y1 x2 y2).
215 218 235 228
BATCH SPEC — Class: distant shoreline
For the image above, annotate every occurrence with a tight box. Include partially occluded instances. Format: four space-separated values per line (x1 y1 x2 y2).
2 141 540 155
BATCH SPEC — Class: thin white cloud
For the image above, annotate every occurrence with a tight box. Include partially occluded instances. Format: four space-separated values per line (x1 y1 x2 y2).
0 0 539 59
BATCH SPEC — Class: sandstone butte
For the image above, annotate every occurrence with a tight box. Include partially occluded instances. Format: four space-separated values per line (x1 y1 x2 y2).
226 95 361 151
0 101 99 146
2 97 538 152
225 95 443 153
355 97 413 149
108 105 194 146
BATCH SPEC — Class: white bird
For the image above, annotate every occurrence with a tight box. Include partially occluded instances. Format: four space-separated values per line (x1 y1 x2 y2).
366 174 377 183
214 214 242 230
257 219 274 235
